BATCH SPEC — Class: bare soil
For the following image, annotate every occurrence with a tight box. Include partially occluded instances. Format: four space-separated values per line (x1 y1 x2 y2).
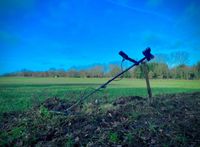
1 92 200 146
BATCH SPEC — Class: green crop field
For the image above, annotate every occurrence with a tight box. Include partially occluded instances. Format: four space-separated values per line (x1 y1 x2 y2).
0 77 200 113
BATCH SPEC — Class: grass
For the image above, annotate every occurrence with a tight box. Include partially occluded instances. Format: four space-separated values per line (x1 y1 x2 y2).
0 77 200 113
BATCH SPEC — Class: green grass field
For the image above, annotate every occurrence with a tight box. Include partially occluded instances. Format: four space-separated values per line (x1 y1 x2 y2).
0 77 200 113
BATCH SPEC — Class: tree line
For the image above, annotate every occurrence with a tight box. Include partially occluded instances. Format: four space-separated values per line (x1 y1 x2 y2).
3 61 200 80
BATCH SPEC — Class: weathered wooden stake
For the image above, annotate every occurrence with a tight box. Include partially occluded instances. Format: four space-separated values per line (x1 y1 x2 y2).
142 62 152 103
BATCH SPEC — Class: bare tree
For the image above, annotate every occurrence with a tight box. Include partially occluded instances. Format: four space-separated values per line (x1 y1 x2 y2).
109 64 121 77
88 65 105 78
155 51 189 67
154 53 169 64
170 51 189 67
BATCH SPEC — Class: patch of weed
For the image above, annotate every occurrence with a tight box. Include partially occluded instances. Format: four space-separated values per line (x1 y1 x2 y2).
148 122 157 133
129 111 142 120
0 126 25 146
65 136 74 147
39 105 51 119
109 132 119 144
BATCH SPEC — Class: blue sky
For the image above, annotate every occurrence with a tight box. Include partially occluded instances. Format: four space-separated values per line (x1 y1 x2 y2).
0 0 200 74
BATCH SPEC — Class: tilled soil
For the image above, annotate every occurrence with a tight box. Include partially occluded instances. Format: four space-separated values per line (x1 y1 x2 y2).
1 92 200 146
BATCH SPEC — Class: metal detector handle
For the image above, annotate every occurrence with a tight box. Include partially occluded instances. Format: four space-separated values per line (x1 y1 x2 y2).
119 51 129 59
119 51 138 64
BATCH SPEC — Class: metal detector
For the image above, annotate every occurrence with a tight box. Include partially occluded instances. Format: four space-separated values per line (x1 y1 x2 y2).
54 47 154 114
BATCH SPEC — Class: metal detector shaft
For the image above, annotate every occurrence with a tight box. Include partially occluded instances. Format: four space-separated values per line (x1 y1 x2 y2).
66 56 147 112
50 48 154 115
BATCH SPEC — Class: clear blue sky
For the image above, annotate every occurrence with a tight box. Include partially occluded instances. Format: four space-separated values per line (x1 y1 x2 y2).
1 0 200 74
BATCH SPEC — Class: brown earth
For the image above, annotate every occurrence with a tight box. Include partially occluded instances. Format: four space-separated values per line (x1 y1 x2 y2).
1 92 200 146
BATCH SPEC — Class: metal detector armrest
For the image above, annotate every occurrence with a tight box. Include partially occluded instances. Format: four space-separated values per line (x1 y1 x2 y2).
142 47 154 61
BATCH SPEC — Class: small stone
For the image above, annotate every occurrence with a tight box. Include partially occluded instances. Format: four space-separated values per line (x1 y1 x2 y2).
75 136 79 142
151 139 156 144
95 99 99 104
96 127 100 131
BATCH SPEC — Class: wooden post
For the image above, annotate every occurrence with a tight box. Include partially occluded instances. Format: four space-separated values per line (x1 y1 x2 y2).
142 62 152 103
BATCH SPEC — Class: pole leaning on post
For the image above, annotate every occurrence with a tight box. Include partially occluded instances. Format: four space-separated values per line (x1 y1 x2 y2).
54 48 154 114
142 62 152 103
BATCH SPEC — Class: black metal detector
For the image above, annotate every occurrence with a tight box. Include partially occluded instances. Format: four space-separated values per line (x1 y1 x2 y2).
54 47 154 114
